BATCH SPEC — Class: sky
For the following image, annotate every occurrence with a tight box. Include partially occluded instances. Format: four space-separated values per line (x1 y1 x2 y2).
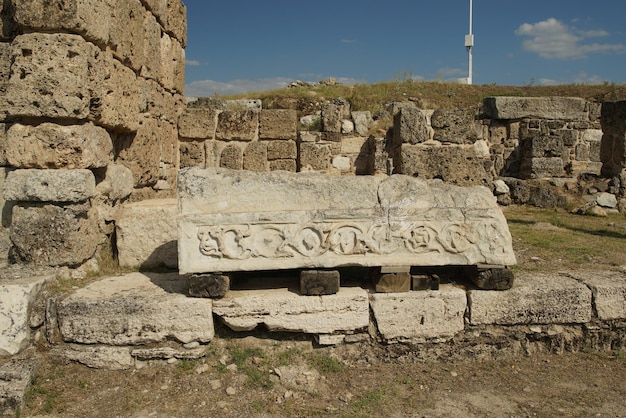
182 0 626 97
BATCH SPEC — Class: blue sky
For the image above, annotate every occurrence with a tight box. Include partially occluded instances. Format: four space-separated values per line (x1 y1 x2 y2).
183 0 626 97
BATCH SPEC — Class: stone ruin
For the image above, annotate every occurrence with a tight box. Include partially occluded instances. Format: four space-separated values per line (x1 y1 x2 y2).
1 1 626 413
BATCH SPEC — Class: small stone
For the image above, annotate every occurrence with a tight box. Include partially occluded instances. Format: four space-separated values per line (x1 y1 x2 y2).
209 380 222 390
167 358 178 364
184 341 200 349
226 364 238 372
226 387 237 396
195 364 210 374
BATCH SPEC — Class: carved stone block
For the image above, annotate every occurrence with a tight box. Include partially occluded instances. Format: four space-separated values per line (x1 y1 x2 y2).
300 270 340 296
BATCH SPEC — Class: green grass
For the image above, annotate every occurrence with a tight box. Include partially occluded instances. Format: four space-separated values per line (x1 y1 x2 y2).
310 353 345 374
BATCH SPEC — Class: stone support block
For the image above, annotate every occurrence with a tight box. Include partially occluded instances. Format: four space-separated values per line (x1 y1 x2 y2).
300 270 340 295
220 144 244 170
1 272 54 356
259 109 297 140
4 169 96 202
189 274 230 298
299 143 331 171
243 141 268 172
57 273 214 345
393 107 430 145
6 122 112 169
116 198 177 269
217 110 258 141
567 271 626 320
10 203 101 266
370 285 467 343
483 97 589 120
179 139 205 168
468 273 592 325
212 287 369 334
178 108 216 139
374 272 411 293
267 140 297 160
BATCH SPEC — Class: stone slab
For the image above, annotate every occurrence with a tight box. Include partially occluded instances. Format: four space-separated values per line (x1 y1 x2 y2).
0 359 37 416
468 273 592 325
369 285 467 342
178 168 516 274
50 345 134 370
57 273 214 345
3 169 96 202
212 286 369 334
0 268 55 356
483 97 588 120
567 271 626 320
116 198 178 269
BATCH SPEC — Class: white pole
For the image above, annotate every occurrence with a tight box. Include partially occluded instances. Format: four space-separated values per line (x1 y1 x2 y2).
467 0 473 85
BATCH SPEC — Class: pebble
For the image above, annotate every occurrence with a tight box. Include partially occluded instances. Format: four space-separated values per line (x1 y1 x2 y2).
226 386 237 395
210 380 222 390
195 364 210 374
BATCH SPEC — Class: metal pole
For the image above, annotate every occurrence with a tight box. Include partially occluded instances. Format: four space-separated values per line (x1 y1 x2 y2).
467 0 473 85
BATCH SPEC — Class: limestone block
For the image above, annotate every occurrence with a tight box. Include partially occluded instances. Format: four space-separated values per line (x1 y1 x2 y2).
116 198 177 269
299 131 321 143
300 270 340 296
522 136 565 158
220 144 244 170
178 168 516 274
6 33 97 119
0 123 6 166
180 140 206 168
212 287 369 334
299 143 331 171
468 273 592 325
96 163 134 202
178 108 216 139
596 192 618 208
393 107 430 145
4 169 96 202
567 271 626 320
141 11 162 82
5 122 112 169
216 110 258 141
0 273 54 356
159 32 185 94
142 0 168 25
109 0 145 71
269 159 296 172
431 108 478 144
0 360 37 416
340 136 369 154
259 109 297 140
341 119 354 134
243 142 268 172
332 156 351 172
0 42 10 82
370 285 467 342
520 157 564 179
352 111 372 136
267 140 296 160
583 129 603 143
575 142 590 161
10 203 101 266
483 97 588 120
12 0 111 46
57 273 214 345
399 144 491 186
165 0 187 46
139 78 181 125
50 345 134 370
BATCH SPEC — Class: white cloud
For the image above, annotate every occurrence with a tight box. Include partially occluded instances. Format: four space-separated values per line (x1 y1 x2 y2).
538 72 606 86
341 39 357 44
515 18 626 59
185 59 203 67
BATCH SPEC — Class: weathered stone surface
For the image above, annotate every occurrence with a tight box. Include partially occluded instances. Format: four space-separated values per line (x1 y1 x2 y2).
3 169 96 202
399 144 492 186
520 157 564 179
321 101 350 133
0 42 11 83
267 140 297 160
299 143 331 171
217 110 258 141
6 33 97 119
57 273 214 345
131 346 206 361
370 285 467 342
165 0 187 46
0 273 54 356
468 273 592 325
189 274 230 298
374 272 411 293
10 203 101 266
5 122 112 169
178 168 516 274
269 159 297 172
0 360 37 416
50 345 133 370
259 109 297 140
243 141 268 172
431 108 478 144
522 136 565 158
568 271 626 320
179 140 205 168
0 123 7 167
116 198 177 269
159 32 185 94
300 270 340 295
97 163 134 202
220 144 243 170
178 108 215 139
596 192 618 208
393 107 430 145
212 287 369 334
109 0 144 72
483 97 588 120
352 111 372 136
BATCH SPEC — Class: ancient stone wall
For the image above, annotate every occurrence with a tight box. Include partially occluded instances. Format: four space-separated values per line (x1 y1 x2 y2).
0 0 187 266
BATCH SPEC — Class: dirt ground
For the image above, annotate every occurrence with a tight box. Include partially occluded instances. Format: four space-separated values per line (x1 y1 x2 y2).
20 335 626 418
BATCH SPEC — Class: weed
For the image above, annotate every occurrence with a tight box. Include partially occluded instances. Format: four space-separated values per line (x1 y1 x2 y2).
310 354 344 374
351 389 386 413
175 359 196 374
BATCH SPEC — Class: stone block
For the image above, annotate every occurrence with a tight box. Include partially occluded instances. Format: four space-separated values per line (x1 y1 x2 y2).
4 169 96 202
299 131 320 143
468 273 592 325
180 139 205 168
220 144 244 170
116 198 178 269
178 108 216 139
299 143 331 171
259 109 297 140
340 136 368 154
159 32 185 94
483 97 589 120
370 285 467 343
189 274 230 298
431 108 478 144
399 144 491 186
243 141 268 172
0 123 6 166
57 273 214 345
12 0 111 46
6 122 112 169
5 33 97 119
575 142 590 161
321 101 350 133
10 203 101 266
523 136 564 158
0 42 10 82
567 271 626 320
217 110 258 141
166 0 187 46
393 107 430 145
300 270 340 295
352 111 372 136
142 0 168 25
267 140 296 160
141 11 162 82
0 360 37 415
520 157 564 179
269 159 296 172
50 345 133 370
212 287 369 334
178 168 516 274
97 163 134 202
109 0 145 72
139 78 181 125
1 272 54 356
